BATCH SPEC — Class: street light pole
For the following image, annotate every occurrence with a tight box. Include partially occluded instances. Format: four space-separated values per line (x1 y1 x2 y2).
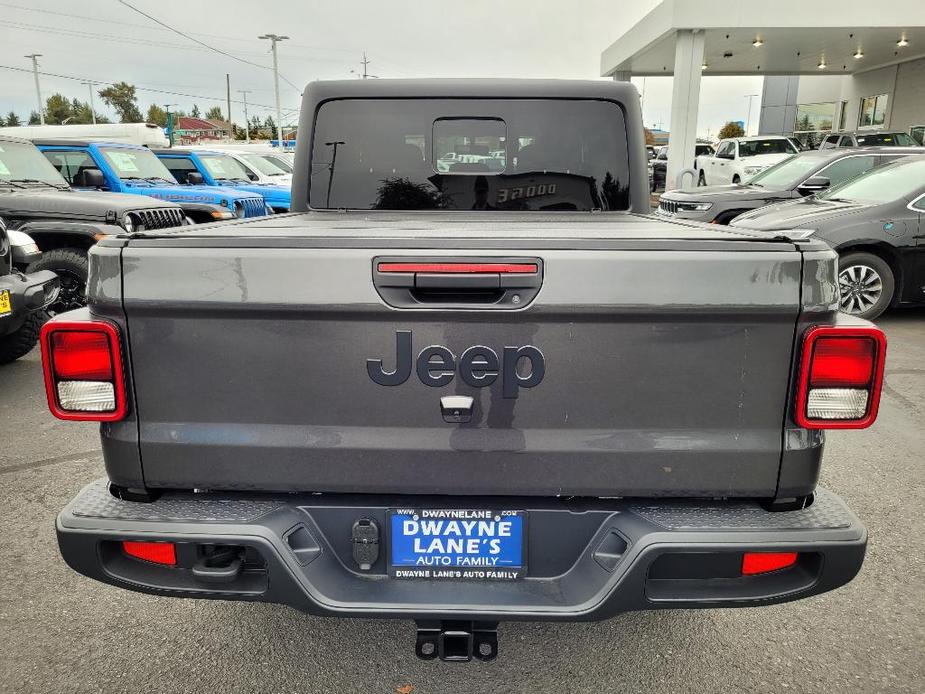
238 90 251 144
258 33 289 148
82 81 97 125
744 94 759 135
164 103 177 147
25 54 44 125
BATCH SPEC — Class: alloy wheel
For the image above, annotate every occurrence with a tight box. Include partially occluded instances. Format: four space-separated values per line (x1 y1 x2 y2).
838 264 882 315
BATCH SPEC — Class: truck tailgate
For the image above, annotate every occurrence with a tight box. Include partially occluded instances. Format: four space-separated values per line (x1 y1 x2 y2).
119 227 803 497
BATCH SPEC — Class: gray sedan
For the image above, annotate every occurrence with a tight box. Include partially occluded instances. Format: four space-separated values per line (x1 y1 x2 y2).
730 155 925 320
657 146 923 225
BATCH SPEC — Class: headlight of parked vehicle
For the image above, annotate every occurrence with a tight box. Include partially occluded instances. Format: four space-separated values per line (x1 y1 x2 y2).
744 166 766 176
233 201 245 218
121 213 134 233
209 209 235 221
678 202 713 211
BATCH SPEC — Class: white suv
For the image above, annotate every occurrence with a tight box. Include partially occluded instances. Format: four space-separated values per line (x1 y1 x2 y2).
696 136 798 186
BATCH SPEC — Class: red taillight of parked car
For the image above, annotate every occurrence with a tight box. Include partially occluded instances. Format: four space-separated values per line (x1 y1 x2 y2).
794 326 886 429
40 320 127 421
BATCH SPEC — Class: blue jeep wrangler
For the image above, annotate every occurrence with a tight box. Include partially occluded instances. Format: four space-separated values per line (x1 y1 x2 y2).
35 141 270 222
152 148 291 212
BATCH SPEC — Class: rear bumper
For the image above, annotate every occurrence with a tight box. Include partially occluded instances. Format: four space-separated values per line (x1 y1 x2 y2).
0 269 58 335
57 479 866 621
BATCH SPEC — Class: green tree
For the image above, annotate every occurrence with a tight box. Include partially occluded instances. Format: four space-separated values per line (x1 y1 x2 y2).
147 104 168 127
98 82 143 123
0 114 5 127
5 111 22 126
264 115 276 133
28 110 41 125
204 105 224 121
45 93 73 124
70 98 99 124
190 104 201 118
718 121 745 139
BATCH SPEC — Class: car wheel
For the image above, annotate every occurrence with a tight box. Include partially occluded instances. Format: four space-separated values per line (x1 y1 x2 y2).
837 252 895 320
26 248 89 315
698 170 706 186
732 174 741 184
0 311 46 364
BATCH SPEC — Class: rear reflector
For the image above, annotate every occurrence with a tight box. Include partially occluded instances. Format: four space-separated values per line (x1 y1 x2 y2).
742 552 798 575
377 262 537 274
40 320 127 421
795 326 886 429
122 541 177 566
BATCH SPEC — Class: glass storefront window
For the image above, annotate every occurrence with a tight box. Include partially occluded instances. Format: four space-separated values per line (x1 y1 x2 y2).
858 94 888 129
792 102 836 150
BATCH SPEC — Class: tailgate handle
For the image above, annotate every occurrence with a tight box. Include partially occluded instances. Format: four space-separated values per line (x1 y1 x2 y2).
373 258 543 309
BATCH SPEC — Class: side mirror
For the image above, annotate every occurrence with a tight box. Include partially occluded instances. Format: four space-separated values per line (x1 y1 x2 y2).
246 171 259 181
718 151 734 160
798 176 830 195
186 171 204 185
75 167 105 188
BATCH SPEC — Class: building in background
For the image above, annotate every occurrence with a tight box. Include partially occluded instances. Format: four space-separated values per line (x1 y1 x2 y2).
173 117 233 144
600 0 923 187
759 56 925 148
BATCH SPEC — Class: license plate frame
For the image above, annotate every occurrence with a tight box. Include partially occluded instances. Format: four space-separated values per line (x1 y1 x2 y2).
0 290 11 317
388 509 527 581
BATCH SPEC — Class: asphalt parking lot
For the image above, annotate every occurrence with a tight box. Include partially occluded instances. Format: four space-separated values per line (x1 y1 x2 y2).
1 310 923 694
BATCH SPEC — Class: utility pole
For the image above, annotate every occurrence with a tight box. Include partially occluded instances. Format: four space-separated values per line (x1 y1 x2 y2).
226 73 232 128
25 54 44 125
238 90 251 144
258 33 288 147
82 81 97 125
352 52 378 79
744 94 759 135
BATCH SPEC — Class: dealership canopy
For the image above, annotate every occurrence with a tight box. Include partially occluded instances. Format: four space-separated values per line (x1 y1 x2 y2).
601 0 925 187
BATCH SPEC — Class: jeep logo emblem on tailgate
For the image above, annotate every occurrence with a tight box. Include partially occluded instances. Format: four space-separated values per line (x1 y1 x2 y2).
367 330 545 398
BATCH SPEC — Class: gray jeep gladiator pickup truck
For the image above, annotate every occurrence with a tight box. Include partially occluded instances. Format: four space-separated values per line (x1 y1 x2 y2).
43 80 885 662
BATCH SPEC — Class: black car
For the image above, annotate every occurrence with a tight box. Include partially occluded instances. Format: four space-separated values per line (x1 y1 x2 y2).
658 146 924 224
819 131 918 149
0 135 190 313
0 218 59 363
731 154 925 319
650 143 713 192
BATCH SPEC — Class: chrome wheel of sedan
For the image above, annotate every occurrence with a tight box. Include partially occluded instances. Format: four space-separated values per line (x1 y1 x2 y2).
838 264 882 315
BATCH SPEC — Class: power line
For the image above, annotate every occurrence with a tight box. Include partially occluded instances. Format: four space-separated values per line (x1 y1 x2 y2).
0 64 291 114
116 0 272 70
116 1 303 93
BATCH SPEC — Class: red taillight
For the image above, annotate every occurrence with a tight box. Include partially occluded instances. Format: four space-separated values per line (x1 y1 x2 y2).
795 326 886 429
742 552 798 575
40 320 127 422
51 331 113 380
122 541 177 566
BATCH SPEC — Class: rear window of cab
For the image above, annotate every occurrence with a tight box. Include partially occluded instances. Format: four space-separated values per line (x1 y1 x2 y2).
310 98 630 212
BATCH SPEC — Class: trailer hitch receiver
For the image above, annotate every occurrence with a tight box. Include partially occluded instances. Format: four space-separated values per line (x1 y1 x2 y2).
415 621 498 662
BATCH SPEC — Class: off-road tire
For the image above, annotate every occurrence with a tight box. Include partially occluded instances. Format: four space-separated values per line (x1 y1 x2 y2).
27 248 89 315
0 310 45 364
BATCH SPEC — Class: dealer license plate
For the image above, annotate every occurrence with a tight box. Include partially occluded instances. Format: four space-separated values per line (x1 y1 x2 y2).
0 290 11 318
389 509 526 580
